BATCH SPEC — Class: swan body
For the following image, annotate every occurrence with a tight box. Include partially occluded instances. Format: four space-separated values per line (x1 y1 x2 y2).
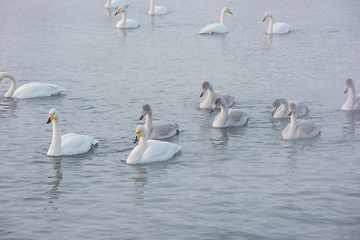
282 103 320 140
200 81 234 109
263 12 292 34
342 78 360 111
210 97 249 128
46 108 98 156
126 125 181 164
272 98 308 118
115 6 139 28
105 0 129 8
0 72 65 99
139 104 180 140
200 7 232 34
148 0 167 15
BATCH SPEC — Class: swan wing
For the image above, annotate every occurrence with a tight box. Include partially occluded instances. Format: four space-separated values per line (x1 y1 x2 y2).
140 140 181 163
125 19 140 28
225 109 250 126
295 120 321 139
290 101 309 117
13 82 65 99
352 95 360 110
106 0 129 8
61 133 98 155
200 23 229 34
214 91 235 107
150 120 179 140
273 23 292 34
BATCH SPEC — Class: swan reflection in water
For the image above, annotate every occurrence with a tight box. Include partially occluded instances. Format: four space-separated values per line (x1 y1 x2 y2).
45 157 63 211
341 110 360 139
0 98 17 120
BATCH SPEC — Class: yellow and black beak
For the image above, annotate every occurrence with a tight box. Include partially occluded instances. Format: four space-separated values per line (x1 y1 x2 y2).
263 16 267 22
133 131 141 144
228 10 233 15
114 10 119 16
47 114 54 124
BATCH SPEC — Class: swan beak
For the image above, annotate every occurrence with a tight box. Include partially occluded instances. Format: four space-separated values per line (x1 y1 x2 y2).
139 114 144 120
47 114 54 124
134 132 140 144
114 10 119 16
271 109 275 116
228 10 233 15
210 107 215 113
263 16 267 22
200 91 204 97
344 87 348 94
288 111 292 116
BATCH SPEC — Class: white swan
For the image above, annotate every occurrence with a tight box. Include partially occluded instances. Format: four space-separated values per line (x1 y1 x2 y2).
263 12 292 34
0 72 65 99
46 108 98 156
139 104 180 140
342 78 360 111
148 0 167 15
210 97 249 128
115 6 140 29
126 125 181 164
282 103 321 140
200 7 232 34
272 98 308 118
105 0 129 9
200 81 234 109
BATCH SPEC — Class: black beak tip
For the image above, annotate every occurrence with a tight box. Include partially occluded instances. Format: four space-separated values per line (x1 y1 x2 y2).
46 119 51 124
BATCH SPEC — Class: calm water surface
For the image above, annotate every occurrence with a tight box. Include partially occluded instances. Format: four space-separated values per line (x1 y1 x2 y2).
1 0 360 239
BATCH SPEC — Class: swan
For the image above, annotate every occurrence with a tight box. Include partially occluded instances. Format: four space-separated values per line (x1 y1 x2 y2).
148 0 167 15
0 72 65 99
126 125 181 164
210 97 249 128
46 108 98 156
199 7 232 34
263 12 292 34
139 104 180 140
200 81 234 109
115 6 140 29
342 78 360 111
272 98 308 118
282 103 321 140
105 0 129 9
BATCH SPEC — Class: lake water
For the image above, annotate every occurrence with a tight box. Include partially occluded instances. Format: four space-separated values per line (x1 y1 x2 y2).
1 0 360 239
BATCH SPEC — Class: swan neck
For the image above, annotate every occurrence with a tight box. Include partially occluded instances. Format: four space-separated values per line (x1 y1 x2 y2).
220 8 226 24
48 118 62 156
2 73 17 97
267 16 273 34
145 112 152 134
218 104 229 124
348 86 356 104
288 112 298 136
138 135 148 149
208 85 215 99
149 0 155 14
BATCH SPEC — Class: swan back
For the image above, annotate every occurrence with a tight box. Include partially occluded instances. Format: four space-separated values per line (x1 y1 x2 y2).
148 0 167 15
13 82 65 99
199 7 232 34
263 12 291 34
105 0 129 9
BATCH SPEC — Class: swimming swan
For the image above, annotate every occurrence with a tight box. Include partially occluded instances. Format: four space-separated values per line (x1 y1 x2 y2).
200 7 232 34
342 78 360 111
200 81 234 109
0 72 65 99
210 97 249 128
282 103 321 140
263 12 292 34
105 0 129 9
272 98 308 118
126 125 181 164
139 104 180 140
46 108 98 156
115 6 140 29
148 0 167 15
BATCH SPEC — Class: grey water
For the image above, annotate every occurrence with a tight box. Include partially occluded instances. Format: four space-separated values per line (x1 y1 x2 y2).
1 0 360 239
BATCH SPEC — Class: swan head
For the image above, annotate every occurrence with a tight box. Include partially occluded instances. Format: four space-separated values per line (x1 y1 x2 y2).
200 81 212 97
115 6 125 16
139 104 152 120
263 12 273 22
210 97 224 113
47 108 59 124
288 103 296 116
271 98 285 116
223 7 233 15
134 125 147 144
344 78 354 94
